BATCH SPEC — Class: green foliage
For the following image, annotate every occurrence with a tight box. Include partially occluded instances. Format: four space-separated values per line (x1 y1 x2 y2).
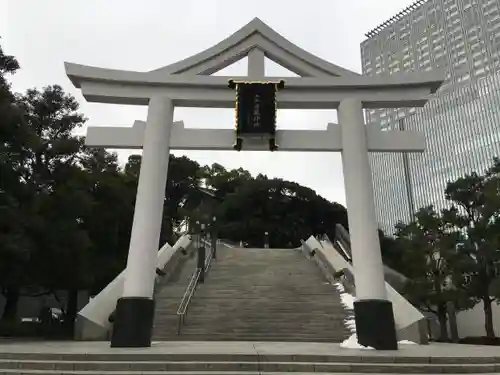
393 157 500 339
395 206 474 340
442 159 500 338
198 165 348 248
378 229 406 274
0 43 29 320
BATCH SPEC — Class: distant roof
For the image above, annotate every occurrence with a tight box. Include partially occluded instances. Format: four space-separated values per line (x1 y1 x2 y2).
197 186 218 199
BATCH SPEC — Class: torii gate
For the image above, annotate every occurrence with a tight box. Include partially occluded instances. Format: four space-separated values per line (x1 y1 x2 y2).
65 18 443 350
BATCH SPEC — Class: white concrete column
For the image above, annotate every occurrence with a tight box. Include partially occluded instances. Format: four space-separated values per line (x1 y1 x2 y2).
338 98 386 301
247 48 266 79
122 96 174 299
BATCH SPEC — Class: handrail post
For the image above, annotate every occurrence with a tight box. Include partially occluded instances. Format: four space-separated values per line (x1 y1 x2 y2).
211 216 217 259
211 236 217 260
197 243 206 283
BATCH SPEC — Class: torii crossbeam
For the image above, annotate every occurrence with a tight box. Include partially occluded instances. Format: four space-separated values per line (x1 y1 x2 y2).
85 120 425 152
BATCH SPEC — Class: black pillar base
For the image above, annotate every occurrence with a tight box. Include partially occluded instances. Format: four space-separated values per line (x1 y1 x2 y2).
353 299 398 350
110 297 155 348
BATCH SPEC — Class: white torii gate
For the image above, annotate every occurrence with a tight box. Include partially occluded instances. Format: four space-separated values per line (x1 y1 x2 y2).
66 18 442 350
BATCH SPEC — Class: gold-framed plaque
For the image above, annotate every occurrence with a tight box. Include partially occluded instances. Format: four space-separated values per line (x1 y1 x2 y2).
228 79 285 151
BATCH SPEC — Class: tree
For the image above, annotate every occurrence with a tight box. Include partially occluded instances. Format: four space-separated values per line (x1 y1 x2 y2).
201 163 251 199
378 229 407 275
0 41 31 321
395 206 473 341
14 85 94 327
164 155 202 229
0 38 19 97
80 148 133 296
123 154 203 246
216 177 348 247
443 159 500 338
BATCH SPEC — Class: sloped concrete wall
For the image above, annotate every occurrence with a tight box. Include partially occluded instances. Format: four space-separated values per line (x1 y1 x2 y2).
303 235 427 344
75 235 192 341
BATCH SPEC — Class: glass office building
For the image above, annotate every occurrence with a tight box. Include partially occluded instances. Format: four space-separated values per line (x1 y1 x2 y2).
361 0 500 234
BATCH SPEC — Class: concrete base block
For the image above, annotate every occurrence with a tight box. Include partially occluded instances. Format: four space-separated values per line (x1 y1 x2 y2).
74 315 109 341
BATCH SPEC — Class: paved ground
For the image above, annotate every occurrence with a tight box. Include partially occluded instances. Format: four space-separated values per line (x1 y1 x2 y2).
0 340 498 359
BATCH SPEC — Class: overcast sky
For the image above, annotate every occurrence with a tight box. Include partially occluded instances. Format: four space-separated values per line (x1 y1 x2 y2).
1 0 414 206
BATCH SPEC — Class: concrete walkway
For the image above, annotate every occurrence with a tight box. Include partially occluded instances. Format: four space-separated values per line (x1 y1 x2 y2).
0 340 498 359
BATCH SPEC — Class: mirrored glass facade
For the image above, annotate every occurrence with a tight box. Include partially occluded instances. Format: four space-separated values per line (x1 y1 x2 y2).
361 0 500 234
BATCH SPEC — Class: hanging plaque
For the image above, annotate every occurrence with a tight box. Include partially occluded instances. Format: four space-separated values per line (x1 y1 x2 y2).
228 79 285 151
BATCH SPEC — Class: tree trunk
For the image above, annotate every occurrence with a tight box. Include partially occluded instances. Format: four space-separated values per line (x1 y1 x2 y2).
66 289 79 326
60 289 79 338
1 287 20 321
447 301 459 343
483 295 496 338
437 304 449 341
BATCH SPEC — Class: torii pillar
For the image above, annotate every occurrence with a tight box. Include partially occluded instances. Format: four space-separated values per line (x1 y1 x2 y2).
338 98 397 349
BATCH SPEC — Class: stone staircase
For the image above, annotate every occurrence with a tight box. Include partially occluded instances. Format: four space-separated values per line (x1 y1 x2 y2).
157 246 351 342
0 348 500 375
152 252 199 340
0 342 499 374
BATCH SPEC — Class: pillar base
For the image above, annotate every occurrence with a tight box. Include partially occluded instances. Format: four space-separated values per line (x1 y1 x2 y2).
354 299 398 350
110 297 155 348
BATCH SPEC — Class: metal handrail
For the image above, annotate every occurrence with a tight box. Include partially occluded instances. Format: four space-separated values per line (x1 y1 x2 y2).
176 268 202 334
202 239 214 274
176 241 215 334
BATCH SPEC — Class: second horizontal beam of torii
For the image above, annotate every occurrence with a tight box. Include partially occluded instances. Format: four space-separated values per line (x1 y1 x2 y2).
85 121 425 152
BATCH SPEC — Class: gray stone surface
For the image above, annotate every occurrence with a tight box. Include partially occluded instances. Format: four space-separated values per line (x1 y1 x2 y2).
0 341 500 374
74 314 109 341
0 340 499 358
151 251 199 340
153 246 351 342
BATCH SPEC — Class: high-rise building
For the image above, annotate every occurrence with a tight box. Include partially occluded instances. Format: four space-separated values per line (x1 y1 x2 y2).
361 0 500 234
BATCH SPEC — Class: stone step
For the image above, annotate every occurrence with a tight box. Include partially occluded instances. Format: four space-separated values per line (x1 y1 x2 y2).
188 296 339 302
187 295 344 301
174 321 346 328
177 311 347 318
164 322 347 328
169 324 347 330
193 285 334 290
0 359 498 373
175 311 346 318
155 337 348 343
205 274 318 277
185 298 345 304
181 303 346 311
163 328 348 335
161 325 348 332
0 370 496 375
177 316 346 323
1 351 498 364
174 332 348 340
208 263 313 268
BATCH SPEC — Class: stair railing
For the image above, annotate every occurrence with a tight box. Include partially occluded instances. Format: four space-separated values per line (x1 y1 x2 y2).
176 238 215 334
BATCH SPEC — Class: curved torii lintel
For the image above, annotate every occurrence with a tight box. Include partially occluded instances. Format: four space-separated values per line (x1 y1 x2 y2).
64 60 443 109
151 17 360 77
63 17 444 107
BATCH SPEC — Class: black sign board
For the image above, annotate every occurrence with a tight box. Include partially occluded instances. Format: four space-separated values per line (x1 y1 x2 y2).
229 80 284 137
